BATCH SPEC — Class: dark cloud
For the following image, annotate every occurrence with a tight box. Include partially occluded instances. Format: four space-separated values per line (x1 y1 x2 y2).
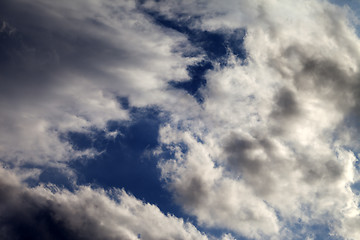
295 58 353 102
269 87 300 135
269 43 360 141
224 133 277 174
223 131 345 197
170 176 209 207
223 134 278 196
273 44 355 110
295 154 344 185
0 168 208 240
225 137 263 175
271 87 299 119
0 0 129 102
0 175 119 240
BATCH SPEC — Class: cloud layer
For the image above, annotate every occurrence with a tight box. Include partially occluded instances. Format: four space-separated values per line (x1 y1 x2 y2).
1 0 360 239
0 167 209 240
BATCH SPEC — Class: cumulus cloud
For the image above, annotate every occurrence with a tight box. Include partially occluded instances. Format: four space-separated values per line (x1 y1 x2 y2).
2 0 360 239
146 0 360 238
158 130 280 239
0 167 208 240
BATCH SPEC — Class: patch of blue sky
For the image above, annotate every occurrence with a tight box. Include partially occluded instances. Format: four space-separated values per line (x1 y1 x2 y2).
351 181 360 197
144 12 247 61
60 103 253 239
22 164 76 191
139 5 247 104
329 112 360 198
67 105 172 206
169 60 213 103
159 142 189 161
333 113 360 170
330 0 360 35
288 220 344 240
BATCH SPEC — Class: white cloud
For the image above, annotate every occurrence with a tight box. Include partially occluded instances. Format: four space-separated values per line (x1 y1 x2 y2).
147 0 360 238
159 131 280 239
0 166 209 240
2 0 360 239
0 0 198 165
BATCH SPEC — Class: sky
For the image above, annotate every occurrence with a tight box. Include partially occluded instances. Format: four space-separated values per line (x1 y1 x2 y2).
1 0 360 239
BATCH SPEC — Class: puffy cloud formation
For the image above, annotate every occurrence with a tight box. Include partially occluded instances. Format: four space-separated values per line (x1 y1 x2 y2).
0 167 208 240
148 0 360 239
1 0 360 239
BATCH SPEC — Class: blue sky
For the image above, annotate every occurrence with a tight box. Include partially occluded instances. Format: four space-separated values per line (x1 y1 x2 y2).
1 0 360 239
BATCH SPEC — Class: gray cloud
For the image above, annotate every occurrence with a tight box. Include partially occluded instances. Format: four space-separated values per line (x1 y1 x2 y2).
222 133 284 197
152 1 360 238
0 172 107 240
170 176 209 208
271 87 299 120
0 167 209 240
2 0 360 239
0 0 196 165
224 135 264 175
158 133 280 239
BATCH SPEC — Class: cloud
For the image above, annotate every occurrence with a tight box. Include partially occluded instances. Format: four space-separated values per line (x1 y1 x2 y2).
0 0 197 166
0 167 208 240
2 0 360 239
158 131 280 239
147 0 360 238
